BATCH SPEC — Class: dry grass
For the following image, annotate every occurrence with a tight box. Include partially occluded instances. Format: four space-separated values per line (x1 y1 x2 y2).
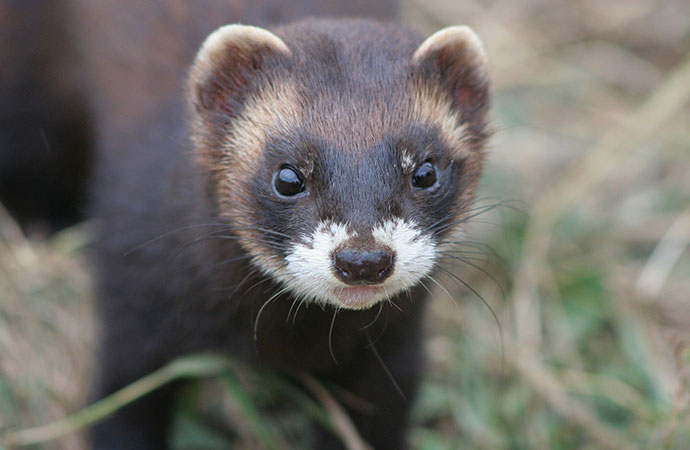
1 0 690 448
0 208 94 449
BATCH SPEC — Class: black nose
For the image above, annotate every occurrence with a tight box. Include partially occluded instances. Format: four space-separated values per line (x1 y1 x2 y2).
333 249 394 285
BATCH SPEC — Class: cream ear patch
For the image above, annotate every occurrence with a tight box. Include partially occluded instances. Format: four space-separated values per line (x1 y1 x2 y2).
412 25 488 76
188 24 292 118
194 24 291 72
410 25 491 125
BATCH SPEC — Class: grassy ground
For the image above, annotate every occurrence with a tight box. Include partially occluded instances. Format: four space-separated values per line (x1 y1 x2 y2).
1 0 690 448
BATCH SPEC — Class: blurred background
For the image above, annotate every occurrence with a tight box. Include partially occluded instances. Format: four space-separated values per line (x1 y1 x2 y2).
1 0 690 448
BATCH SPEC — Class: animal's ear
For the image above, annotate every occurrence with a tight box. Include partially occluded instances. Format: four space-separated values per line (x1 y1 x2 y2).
412 26 490 116
189 24 291 118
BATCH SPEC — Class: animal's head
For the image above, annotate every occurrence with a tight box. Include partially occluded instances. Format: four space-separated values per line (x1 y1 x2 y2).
188 20 491 309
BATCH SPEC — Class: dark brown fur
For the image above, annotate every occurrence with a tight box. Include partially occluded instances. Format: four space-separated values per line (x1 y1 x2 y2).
0 0 92 232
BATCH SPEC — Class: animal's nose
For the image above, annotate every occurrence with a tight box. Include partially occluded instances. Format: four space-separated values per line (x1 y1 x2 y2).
332 249 394 285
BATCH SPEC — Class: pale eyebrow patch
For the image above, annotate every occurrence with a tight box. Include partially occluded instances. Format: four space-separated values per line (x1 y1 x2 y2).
200 80 302 276
218 80 302 176
401 148 415 172
411 82 470 156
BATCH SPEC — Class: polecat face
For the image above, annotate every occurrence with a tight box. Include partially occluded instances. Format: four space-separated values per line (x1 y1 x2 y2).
189 20 491 310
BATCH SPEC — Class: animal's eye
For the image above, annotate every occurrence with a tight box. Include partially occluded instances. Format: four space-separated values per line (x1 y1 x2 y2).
274 166 306 197
411 161 437 189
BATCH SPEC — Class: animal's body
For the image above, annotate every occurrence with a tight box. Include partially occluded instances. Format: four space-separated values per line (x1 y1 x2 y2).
76 2 492 448
0 0 92 232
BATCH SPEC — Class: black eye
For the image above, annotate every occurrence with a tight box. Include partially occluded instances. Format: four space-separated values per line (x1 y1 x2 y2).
274 166 305 197
412 161 437 189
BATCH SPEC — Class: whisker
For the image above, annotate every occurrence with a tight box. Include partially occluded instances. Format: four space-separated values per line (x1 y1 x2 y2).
439 240 503 262
427 211 459 235
425 275 462 314
365 333 406 401
328 309 340 365
436 255 506 301
416 279 435 299
360 301 385 331
253 285 290 346
231 221 295 241
124 222 232 255
434 266 505 366
291 298 308 324
431 203 502 236
436 252 495 267
387 297 402 313
287 297 301 324
224 266 266 302
213 234 291 251
243 275 277 297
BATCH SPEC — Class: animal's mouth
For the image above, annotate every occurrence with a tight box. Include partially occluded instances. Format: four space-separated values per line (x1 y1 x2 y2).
334 285 385 309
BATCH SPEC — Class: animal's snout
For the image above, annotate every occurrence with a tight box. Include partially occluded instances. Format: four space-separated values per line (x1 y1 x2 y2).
332 248 394 285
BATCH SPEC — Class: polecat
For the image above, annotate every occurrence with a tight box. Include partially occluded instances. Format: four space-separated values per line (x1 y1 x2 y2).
87 10 491 450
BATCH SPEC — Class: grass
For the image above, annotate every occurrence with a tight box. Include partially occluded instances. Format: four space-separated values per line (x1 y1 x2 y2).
2 0 690 448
